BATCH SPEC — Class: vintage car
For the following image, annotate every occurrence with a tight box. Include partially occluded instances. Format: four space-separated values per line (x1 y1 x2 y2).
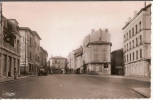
38 68 47 76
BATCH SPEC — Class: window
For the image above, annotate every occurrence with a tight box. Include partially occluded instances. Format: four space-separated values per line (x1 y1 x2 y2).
130 53 131 61
127 55 128 62
133 52 135 60
38 56 39 62
30 37 32 47
104 63 108 68
140 35 142 44
129 30 131 38
124 35 125 41
132 40 134 48
133 52 134 60
140 49 142 58
139 21 141 31
127 33 128 40
136 38 138 46
17 40 19 53
127 44 128 51
132 28 134 36
30 53 32 60
136 51 138 60
136 25 137 34
129 42 131 49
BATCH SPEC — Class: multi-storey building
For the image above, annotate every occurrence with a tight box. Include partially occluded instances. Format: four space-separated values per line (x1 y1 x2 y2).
67 51 75 73
0 16 21 78
49 56 67 74
122 4 151 77
74 46 83 74
111 48 124 75
19 27 41 75
83 29 112 75
40 46 48 67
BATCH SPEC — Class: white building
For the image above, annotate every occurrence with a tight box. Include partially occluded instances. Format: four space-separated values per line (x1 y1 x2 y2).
122 4 151 77
83 29 112 74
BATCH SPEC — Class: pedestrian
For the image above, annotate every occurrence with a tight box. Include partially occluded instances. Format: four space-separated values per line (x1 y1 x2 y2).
14 68 17 79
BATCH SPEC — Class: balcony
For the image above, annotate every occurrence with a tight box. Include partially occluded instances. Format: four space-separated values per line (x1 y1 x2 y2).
3 42 17 53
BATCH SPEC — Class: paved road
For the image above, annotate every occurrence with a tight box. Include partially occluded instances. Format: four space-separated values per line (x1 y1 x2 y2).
0 74 150 99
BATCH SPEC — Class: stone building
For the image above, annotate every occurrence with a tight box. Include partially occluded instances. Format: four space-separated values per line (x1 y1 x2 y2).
111 48 124 75
74 46 83 74
19 27 41 75
122 4 151 77
40 46 48 67
83 29 112 75
67 51 75 74
49 56 67 74
0 16 21 78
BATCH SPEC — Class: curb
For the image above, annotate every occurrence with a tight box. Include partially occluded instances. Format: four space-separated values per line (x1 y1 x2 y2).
132 88 150 98
0 75 37 83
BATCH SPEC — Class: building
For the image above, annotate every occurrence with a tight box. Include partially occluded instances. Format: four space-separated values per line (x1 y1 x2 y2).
122 4 151 77
49 56 67 74
111 49 124 75
74 46 83 74
0 16 21 78
40 46 48 67
67 51 75 74
40 46 49 73
19 27 41 75
83 29 112 75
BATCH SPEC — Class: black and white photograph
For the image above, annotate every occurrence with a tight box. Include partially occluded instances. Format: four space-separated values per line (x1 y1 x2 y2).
0 1 151 99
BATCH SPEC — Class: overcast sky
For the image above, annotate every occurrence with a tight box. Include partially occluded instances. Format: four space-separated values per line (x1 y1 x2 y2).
2 1 151 59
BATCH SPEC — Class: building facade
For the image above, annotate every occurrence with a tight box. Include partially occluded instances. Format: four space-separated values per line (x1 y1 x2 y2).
83 29 112 75
111 49 124 75
0 16 21 78
49 56 67 74
74 46 83 74
19 27 41 75
123 4 151 77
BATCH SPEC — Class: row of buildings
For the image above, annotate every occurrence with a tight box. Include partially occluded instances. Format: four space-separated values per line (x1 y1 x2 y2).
67 28 112 75
0 8 48 78
66 3 151 77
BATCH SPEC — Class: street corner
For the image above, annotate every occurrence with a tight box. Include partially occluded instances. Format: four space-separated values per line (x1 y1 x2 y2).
133 88 151 98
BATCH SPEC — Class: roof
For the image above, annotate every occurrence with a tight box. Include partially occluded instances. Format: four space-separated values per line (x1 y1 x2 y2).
122 4 151 30
8 19 19 24
52 56 66 59
19 27 34 35
111 48 123 54
32 31 42 40
88 41 112 46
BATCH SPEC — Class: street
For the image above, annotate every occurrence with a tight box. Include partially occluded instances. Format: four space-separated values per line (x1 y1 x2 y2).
0 74 150 99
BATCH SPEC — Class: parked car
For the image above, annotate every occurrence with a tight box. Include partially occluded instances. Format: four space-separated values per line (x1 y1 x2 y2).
38 68 47 76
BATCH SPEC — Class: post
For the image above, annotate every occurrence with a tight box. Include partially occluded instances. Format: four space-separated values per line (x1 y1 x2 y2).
24 31 26 75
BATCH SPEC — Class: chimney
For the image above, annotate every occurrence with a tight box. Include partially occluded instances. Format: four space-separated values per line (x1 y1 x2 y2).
91 29 95 33
105 29 108 33
144 1 146 8
133 10 137 17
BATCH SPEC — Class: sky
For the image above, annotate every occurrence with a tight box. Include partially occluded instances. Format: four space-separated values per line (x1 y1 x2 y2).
2 1 151 59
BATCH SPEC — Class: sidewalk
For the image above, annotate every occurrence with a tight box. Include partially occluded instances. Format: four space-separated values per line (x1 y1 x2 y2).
97 75 151 98
133 88 151 98
0 75 36 83
98 75 151 82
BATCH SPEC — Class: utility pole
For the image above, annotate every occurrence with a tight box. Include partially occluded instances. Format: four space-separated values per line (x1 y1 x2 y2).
24 31 27 75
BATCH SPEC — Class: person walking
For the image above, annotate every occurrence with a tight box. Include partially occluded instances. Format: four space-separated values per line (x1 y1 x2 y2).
14 68 17 79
